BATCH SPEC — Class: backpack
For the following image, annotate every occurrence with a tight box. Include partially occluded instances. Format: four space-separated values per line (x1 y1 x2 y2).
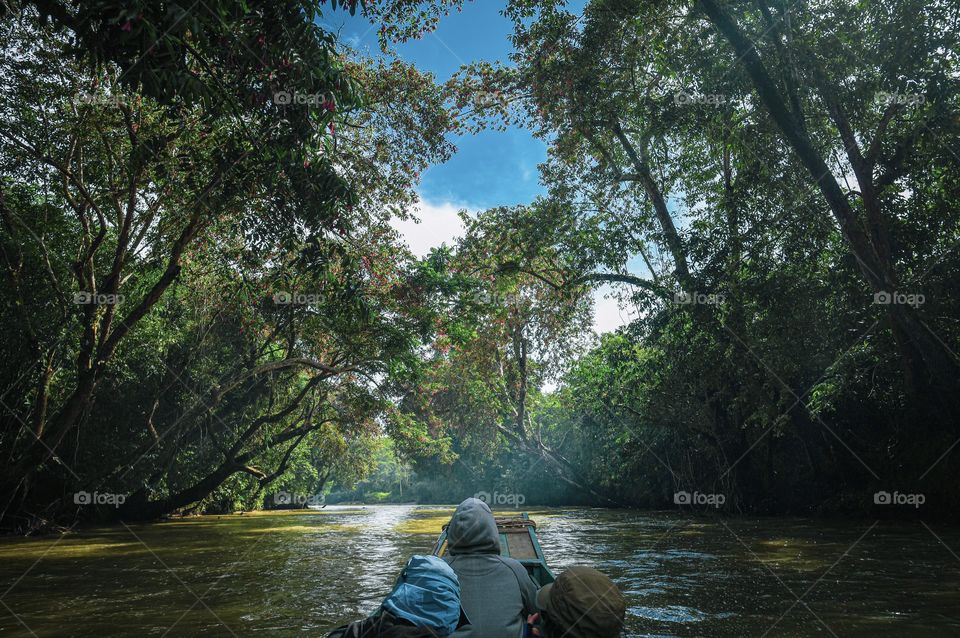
326 610 446 638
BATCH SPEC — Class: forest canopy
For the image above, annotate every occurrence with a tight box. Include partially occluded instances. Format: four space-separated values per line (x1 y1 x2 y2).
1 0 958 534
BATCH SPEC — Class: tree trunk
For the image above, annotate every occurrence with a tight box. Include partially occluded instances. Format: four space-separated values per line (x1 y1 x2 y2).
697 0 960 408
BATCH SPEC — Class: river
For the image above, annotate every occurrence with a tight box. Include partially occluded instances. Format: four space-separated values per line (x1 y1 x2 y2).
1 506 958 636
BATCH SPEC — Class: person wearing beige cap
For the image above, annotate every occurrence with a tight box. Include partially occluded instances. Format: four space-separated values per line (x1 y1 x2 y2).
526 566 626 638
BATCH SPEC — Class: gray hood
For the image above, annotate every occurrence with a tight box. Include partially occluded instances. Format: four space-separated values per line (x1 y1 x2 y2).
446 498 499 555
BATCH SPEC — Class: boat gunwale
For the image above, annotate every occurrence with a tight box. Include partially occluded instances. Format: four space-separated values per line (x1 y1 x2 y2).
431 511 556 586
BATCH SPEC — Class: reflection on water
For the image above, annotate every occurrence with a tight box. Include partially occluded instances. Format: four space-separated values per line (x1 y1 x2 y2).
535 510 960 637
1 506 958 636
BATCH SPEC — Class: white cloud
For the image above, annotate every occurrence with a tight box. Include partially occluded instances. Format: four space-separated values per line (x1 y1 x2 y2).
391 198 471 258
592 285 640 334
392 199 639 335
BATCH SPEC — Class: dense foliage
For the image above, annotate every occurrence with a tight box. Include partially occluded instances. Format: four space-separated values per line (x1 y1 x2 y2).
2 0 958 533
0 0 461 532
395 0 960 516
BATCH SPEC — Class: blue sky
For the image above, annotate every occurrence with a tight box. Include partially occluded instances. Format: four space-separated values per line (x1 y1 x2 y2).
322 2 546 209
320 2 641 334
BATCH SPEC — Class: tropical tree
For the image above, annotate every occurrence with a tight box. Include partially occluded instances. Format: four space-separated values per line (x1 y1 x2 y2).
0 2 457 530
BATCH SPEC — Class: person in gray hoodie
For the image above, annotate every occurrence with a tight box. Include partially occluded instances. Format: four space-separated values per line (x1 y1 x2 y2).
442 498 538 638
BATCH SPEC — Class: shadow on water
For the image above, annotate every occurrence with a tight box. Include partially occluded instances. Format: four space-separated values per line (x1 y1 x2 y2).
1 506 959 636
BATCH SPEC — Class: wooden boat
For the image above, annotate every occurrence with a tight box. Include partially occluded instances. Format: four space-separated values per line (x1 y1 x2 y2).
432 512 556 587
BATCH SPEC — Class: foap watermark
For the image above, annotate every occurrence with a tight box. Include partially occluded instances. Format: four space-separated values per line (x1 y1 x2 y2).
873 291 924 308
74 291 124 305
273 291 322 305
674 91 728 106
76 92 134 107
474 490 526 508
674 490 726 508
74 491 126 507
876 92 925 107
474 89 506 109
273 491 325 507
272 90 337 109
474 290 522 306
673 291 725 305
874 490 924 508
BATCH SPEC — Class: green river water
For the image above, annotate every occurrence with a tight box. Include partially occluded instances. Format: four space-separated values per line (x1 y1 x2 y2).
1 505 959 637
